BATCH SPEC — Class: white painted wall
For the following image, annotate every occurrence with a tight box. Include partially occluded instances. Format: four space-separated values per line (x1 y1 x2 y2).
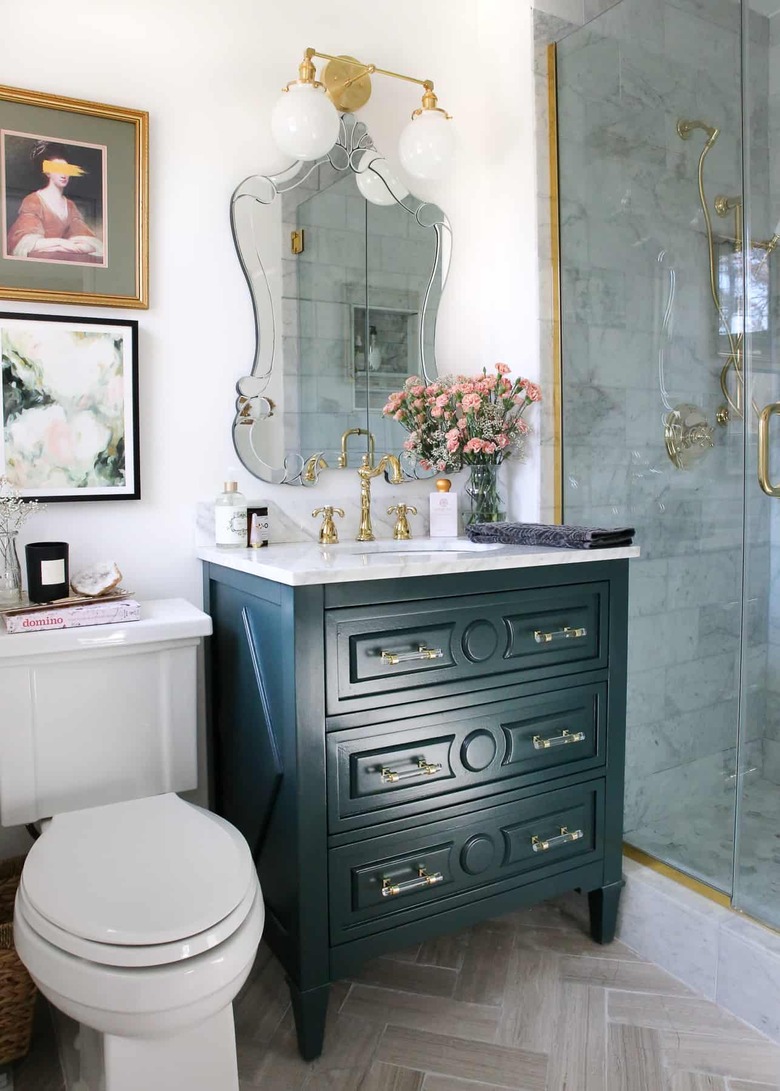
0 0 540 854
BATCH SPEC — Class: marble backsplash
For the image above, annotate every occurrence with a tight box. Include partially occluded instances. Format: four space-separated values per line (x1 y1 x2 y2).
195 466 477 548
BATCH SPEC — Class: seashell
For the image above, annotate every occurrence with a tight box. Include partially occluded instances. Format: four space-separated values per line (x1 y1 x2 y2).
70 561 123 597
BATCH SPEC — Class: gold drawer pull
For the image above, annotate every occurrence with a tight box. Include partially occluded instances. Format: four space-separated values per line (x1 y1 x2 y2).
534 626 587 644
531 826 584 853
532 729 586 750
380 758 443 784
381 867 444 898
381 644 444 665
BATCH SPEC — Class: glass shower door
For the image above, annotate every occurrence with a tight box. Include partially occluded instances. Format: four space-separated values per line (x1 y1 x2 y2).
557 0 746 896
734 0 780 930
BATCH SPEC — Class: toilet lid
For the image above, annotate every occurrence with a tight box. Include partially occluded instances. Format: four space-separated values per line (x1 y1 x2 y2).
15 876 260 967
21 794 256 947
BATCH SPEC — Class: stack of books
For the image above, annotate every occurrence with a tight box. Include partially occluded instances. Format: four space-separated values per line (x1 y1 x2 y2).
1 590 140 634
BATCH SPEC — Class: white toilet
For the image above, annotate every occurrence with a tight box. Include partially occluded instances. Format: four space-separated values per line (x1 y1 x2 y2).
1 599 263 1091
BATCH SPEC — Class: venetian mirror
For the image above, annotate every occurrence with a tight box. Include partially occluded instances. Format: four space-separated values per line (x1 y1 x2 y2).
230 114 451 485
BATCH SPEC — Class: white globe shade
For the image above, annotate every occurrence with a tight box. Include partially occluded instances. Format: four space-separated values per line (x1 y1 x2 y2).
398 111 454 181
270 83 340 162
355 151 409 206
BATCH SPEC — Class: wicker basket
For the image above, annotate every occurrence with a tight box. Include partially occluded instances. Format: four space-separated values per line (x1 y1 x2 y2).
0 856 36 1065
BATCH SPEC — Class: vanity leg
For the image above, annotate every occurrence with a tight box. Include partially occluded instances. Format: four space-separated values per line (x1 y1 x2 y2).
588 881 624 945
288 980 330 1061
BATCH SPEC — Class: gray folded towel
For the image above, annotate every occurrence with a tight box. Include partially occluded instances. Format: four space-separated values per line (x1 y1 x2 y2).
466 522 635 549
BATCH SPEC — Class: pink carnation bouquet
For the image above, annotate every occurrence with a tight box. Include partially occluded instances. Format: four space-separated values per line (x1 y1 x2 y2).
382 363 541 474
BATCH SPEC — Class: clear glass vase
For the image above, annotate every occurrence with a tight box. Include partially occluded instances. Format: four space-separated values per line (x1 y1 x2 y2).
0 531 22 605
466 463 506 525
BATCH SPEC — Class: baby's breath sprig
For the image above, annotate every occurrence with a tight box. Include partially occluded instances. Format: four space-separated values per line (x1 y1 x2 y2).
0 475 47 536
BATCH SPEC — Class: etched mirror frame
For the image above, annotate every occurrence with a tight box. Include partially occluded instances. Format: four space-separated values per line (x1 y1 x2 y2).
229 114 451 485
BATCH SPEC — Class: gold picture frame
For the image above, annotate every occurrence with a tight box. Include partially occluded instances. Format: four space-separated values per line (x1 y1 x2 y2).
0 84 148 309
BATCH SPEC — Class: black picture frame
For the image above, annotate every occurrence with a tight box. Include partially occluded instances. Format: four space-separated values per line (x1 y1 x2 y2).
0 310 140 502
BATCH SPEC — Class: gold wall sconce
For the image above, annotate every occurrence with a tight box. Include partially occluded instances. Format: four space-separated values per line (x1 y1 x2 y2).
270 47 454 181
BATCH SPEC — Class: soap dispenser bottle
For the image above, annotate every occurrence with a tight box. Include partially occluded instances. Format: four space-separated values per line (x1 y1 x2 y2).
354 331 365 372
429 477 459 538
215 476 248 548
368 326 382 371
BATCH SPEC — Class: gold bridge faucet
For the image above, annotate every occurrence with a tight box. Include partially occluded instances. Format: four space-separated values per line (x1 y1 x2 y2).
338 428 376 469
356 453 403 542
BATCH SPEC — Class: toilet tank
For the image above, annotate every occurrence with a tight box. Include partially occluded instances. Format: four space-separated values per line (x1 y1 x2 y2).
0 599 212 826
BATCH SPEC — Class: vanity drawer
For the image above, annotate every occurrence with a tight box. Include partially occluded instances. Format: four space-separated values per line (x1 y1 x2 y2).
326 682 607 833
325 582 608 714
329 779 604 943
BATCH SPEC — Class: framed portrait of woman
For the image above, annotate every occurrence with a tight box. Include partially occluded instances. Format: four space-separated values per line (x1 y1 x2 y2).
0 85 148 308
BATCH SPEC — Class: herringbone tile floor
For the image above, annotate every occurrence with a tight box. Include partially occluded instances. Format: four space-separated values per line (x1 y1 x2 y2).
13 893 780 1090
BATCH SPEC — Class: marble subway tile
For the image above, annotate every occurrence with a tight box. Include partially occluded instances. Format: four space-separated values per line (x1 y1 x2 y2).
587 326 657 390
663 6 739 75
628 609 698 673
664 0 740 36
626 666 667 728
696 602 743 659
561 267 626 327
627 699 738 777
533 0 584 26
664 652 738 716
563 383 626 446
533 11 579 46
761 739 780 785
557 35 620 104
667 551 741 611
315 301 348 341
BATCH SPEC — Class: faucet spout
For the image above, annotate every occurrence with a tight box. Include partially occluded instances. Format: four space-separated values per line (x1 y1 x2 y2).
338 428 376 469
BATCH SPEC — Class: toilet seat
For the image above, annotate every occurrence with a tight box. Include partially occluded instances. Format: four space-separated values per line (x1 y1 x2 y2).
15 877 258 968
20 794 256 960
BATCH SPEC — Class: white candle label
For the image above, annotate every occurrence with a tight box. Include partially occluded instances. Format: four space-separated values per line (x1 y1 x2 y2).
40 559 65 585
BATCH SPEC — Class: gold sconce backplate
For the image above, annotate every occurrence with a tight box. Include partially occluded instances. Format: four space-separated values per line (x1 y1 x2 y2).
664 403 715 470
322 55 373 112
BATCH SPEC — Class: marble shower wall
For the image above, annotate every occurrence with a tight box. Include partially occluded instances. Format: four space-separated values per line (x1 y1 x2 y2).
550 0 772 892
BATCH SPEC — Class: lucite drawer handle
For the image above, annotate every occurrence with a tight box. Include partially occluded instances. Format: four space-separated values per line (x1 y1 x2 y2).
381 645 444 665
531 826 583 853
380 758 443 784
534 626 587 644
381 867 444 898
532 729 586 750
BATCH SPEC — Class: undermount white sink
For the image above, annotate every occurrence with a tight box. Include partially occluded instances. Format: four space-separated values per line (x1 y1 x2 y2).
338 539 502 555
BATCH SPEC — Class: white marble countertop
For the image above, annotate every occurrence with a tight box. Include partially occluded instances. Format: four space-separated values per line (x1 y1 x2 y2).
198 538 639 587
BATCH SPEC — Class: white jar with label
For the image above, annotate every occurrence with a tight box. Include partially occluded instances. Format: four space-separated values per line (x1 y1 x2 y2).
429 478 459 538
214 480 247 549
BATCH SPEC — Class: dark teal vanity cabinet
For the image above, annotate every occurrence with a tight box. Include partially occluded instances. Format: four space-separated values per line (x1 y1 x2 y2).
202 557 629 1060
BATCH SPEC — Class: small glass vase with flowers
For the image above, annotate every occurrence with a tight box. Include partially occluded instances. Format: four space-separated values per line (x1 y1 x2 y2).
383 363 541 525
0 476 47 605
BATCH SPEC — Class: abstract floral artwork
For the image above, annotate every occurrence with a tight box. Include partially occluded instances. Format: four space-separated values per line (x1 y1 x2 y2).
0 312 139 501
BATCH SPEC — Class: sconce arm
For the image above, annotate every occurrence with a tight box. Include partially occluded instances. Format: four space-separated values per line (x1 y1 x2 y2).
307 48 435 93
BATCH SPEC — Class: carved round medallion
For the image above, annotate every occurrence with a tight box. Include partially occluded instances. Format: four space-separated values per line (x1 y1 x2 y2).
461 620 499 663
461 730 497 772
460 835 496 876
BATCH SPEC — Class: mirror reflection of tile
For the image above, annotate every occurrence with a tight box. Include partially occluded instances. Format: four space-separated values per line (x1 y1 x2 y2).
281 163 442 466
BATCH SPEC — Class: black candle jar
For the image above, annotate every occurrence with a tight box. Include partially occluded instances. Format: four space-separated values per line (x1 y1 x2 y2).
25 542 69 603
